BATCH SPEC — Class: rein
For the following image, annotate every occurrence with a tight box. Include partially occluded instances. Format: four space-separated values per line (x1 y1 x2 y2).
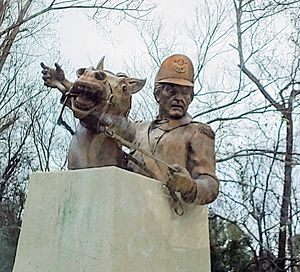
104 127 184 216
57 86 184 216
57 93 75 135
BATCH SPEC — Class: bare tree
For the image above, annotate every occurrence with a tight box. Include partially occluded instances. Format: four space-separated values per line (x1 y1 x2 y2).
0 0 154 74
129 1 300 271
0 1 154 270
232 0 300 270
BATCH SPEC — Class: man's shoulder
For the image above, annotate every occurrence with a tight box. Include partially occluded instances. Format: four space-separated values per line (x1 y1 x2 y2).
132 118 215 139
133 120 151 129
189 121 215 140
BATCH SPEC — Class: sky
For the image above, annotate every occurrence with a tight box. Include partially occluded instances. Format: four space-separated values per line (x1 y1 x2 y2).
55 0 198 74
52 0 232 116
47 0 300 234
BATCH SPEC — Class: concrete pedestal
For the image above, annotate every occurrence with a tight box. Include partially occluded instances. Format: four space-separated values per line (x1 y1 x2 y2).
13 167 210 272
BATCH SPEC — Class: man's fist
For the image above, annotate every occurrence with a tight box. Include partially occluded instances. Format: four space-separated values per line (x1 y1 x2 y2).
167 164 195 194
41 62 66 89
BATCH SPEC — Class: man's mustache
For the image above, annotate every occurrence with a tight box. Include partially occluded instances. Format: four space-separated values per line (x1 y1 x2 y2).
170 101 185 109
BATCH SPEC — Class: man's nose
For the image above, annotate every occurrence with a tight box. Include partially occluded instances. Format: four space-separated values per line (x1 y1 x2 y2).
174 92 184 101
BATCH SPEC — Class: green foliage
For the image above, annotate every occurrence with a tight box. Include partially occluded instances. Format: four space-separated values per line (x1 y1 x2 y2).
0 205 20 272
210 216 255 272
0 229 17 272
292 234 300 256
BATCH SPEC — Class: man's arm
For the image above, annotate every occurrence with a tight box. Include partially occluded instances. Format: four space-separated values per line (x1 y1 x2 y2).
101 115 137 143
167 124 219 205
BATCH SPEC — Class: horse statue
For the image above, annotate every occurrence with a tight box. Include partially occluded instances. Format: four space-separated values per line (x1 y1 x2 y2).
41 58 145 169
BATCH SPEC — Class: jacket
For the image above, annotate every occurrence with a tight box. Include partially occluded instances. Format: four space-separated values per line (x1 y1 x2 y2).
127 116 219 205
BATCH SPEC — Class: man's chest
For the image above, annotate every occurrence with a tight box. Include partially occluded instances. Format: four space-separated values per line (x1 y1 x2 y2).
147 127 192 158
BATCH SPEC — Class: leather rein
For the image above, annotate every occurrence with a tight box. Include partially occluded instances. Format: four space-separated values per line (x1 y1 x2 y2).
104 128 184 216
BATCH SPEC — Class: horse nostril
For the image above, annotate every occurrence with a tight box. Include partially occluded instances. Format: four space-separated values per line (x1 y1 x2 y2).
95 71 106 81
76 68 86 77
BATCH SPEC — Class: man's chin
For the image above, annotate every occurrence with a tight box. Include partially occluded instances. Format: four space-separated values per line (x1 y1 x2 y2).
169 110 185 119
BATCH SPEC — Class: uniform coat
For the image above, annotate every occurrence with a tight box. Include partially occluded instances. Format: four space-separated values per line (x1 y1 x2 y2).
127 116 219 205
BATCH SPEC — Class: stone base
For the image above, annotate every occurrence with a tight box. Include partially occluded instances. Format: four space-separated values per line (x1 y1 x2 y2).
13 167 210 272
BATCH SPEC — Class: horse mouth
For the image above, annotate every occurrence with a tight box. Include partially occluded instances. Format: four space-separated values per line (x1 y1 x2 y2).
73 96 97 111
70 84 103 112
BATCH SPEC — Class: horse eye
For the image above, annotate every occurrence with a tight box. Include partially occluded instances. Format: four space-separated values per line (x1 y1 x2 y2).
122 85 127 92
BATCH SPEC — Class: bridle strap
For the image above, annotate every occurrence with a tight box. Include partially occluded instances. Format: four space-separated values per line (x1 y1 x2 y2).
95 82 115 133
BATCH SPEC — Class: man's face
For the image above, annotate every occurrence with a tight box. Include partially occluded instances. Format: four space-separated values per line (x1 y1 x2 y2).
156 83 193 119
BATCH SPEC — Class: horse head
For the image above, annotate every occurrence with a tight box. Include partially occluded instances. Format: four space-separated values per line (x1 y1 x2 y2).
68 58 146 121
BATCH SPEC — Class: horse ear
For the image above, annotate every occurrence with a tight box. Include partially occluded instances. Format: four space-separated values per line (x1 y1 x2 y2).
96 56 105 70
128 78 146 94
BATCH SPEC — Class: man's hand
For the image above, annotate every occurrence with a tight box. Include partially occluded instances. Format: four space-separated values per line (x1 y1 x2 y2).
40 62 66 90
167 164 195 194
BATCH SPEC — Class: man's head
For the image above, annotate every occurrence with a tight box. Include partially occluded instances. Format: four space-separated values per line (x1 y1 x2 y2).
154 54 194 119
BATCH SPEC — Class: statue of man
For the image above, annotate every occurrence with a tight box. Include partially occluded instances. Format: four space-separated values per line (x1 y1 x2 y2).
123 54 219 205
41 54 218 205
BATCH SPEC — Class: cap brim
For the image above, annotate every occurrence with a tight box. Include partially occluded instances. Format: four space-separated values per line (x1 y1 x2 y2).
157 78 194 87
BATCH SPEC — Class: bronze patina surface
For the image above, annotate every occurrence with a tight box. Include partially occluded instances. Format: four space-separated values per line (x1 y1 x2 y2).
41 54 218 206
112 54 219 205
41 59 145 169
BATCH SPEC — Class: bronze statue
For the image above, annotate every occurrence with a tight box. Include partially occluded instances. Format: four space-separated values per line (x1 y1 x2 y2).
41 59 145 169
41 54 218 206
111 54 219 205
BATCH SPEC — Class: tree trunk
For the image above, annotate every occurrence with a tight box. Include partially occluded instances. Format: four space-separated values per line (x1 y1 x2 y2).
277 113 293 271
0 0 33 74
